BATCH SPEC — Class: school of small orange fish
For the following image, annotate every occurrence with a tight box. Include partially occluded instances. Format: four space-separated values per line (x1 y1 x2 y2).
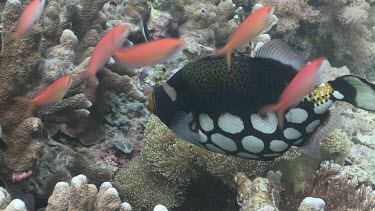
12 1 324 124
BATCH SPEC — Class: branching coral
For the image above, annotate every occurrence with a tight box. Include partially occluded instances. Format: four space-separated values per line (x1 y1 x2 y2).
46 175 127 211
254 0 375 75
280 161 375 210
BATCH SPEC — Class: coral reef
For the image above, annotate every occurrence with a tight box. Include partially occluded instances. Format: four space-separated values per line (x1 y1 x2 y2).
0 0 142 183
114 115 268 210
234 172 278 211
297 197 325 211
280 161 375 210
0 0 374 210
255 0 375 75
46 174 128 211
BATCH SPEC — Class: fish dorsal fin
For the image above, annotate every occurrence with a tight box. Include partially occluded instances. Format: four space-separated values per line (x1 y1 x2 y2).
255 39 306 71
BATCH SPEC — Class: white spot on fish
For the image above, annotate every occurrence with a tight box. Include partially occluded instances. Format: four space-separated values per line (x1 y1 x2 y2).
199 113 214 132
237 152 259 159
162 82 177 101
206 144 227 154
263 153 281 157
198 130 207 143
250 113 277 134
306 120 321 134
270 140 289 152
211 133 238 152
285 108 308 124
333 91 344 99
294 138 304 145
314 100 333 114
241 135 264 153
218 113 244 134
283 128 302 140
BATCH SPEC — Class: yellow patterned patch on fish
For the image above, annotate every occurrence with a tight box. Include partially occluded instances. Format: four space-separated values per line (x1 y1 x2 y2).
305 83 334 106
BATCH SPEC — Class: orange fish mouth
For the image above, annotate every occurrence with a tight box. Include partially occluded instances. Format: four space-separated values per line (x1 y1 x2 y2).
148 91 156 114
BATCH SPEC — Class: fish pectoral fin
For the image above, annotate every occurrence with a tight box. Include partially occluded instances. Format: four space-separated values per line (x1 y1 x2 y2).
302 110 341 159
170 111 200 143
330 75 375 111
255 39 306 71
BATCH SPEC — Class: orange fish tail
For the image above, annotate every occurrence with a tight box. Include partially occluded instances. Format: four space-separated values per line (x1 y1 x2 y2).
11 31 23 44
13 96 35 118
258 104 278 115
226 52 232 73
211 46 229 58
276 109 285 130
259 104 284 129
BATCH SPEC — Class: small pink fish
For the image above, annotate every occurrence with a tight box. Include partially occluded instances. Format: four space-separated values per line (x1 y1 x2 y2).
259 57 326 130
14 75 74 117
81 23 132 88
13 0 46 40
113 38 186 68
211 4 275 72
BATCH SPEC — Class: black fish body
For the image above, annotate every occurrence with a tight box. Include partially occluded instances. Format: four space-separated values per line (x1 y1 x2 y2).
148 40 375 160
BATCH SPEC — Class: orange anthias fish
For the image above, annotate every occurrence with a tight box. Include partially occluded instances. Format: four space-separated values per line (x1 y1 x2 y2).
14 75 74 117
211 4 275 72
81 23 132 87
259 57 326 130
13 0 46 40
113 38 186 68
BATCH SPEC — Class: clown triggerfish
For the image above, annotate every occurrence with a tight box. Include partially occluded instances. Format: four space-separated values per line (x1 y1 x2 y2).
148 39 375 161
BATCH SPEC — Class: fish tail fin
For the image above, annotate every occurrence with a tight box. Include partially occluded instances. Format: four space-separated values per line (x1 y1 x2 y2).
211 46 232 73
329 75 375 111
13 96 35 117
12 31 23 44
276 109 285 130
226 52 232 73
211 46 233 73
259 104 284 129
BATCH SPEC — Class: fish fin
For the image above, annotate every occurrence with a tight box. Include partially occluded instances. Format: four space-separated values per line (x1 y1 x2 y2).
13 96 35 117
11 31 23 44
302 110 341 159
255 39 306 71
277 109 285 130
140 17 149 42
226 52 232 73
258 104 278 114
329 75 375 111
212 47 233 72
170 111 200 144
259 104 284 130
